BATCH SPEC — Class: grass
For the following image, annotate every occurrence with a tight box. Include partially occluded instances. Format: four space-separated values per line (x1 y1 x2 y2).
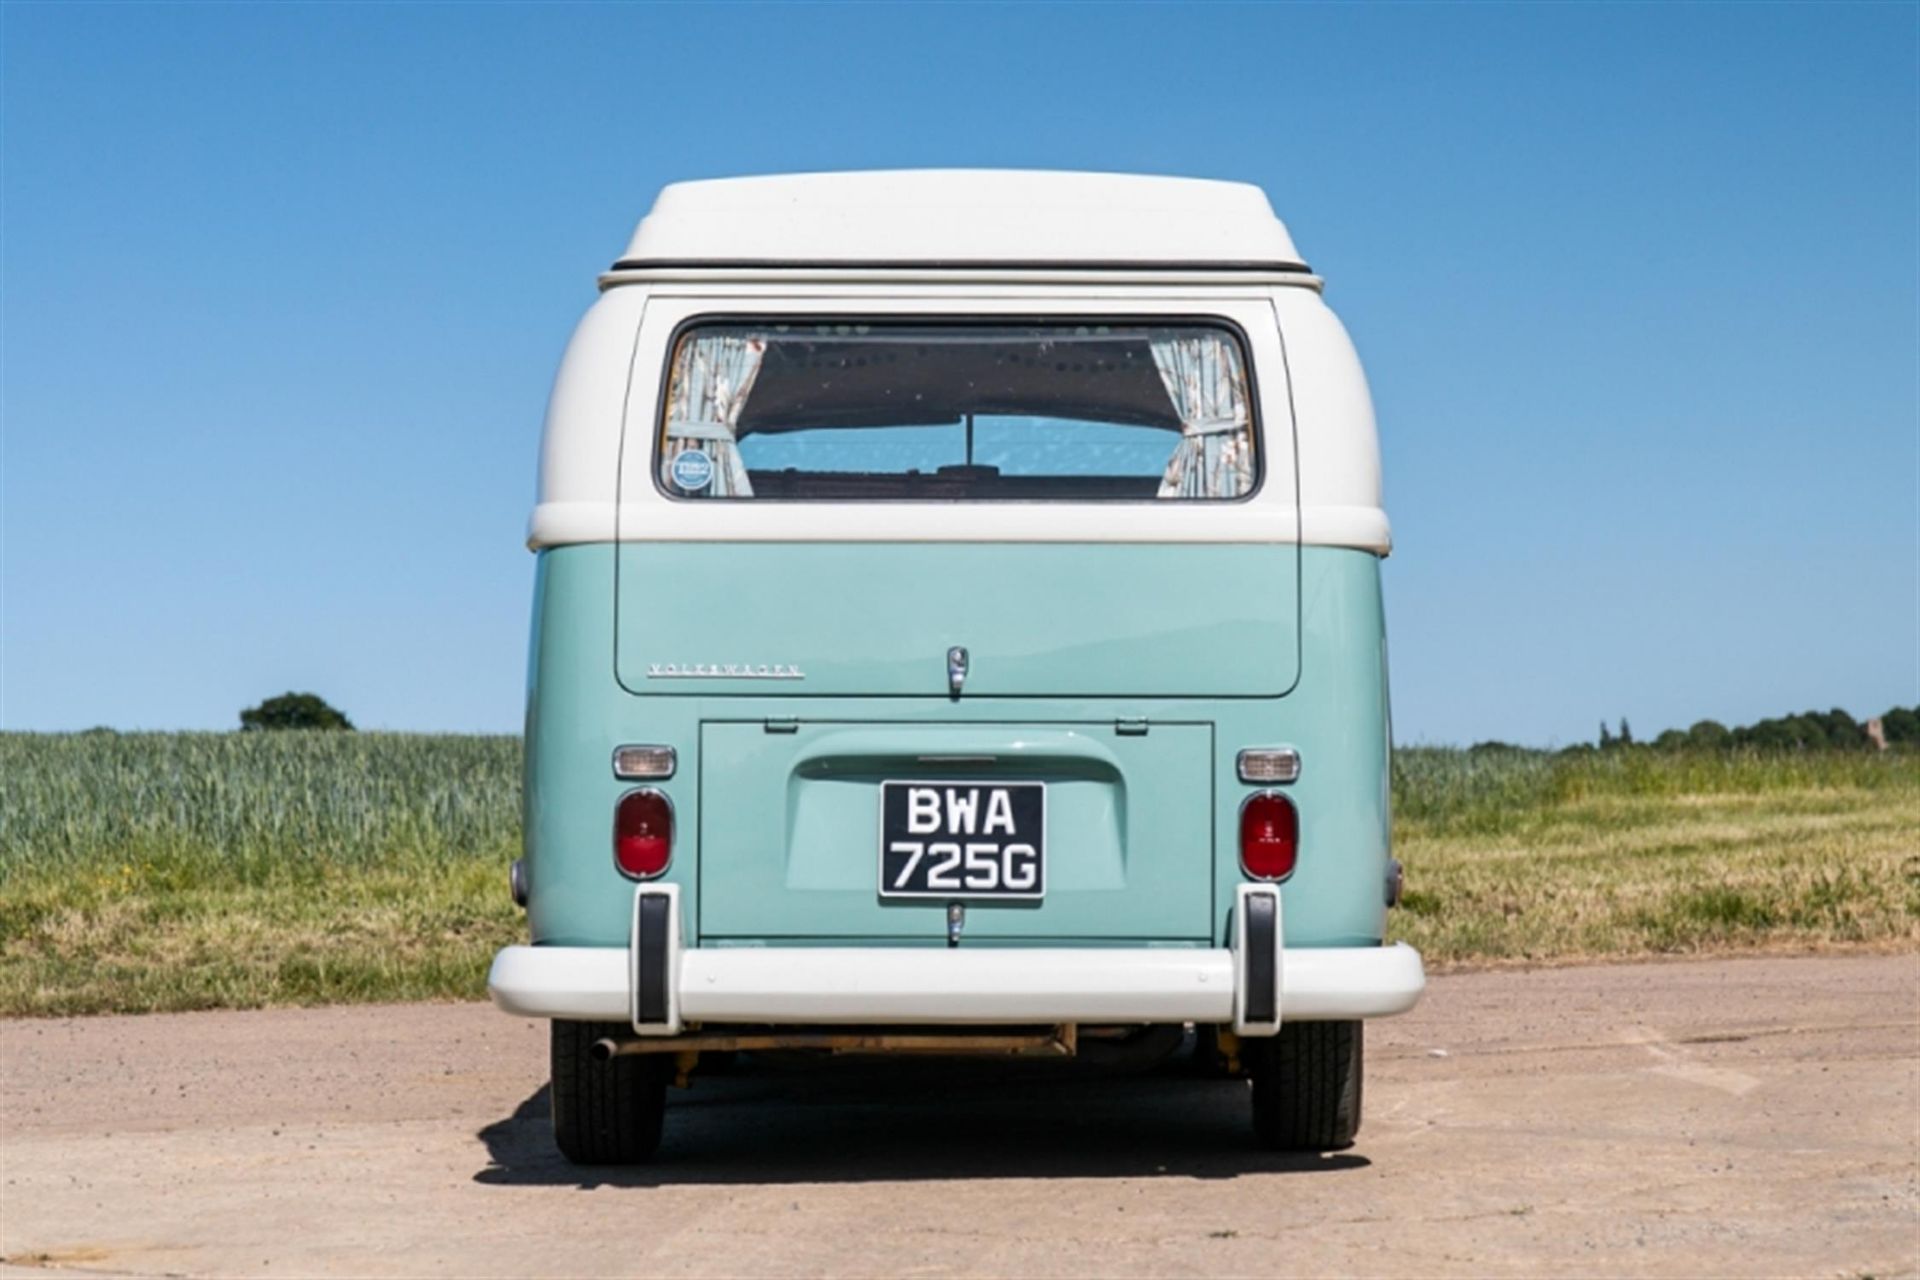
0 732 523 1016
1388 746 1920 966
1 733 1915 1016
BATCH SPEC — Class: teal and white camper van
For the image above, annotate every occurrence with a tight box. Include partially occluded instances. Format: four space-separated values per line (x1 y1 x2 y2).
488 171 1425 1163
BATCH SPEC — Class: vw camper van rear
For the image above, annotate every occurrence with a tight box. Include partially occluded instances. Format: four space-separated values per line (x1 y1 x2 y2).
488 171 1425 1162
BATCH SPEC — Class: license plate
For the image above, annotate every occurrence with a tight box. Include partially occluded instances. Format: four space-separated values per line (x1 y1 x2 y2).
878 781 1046 900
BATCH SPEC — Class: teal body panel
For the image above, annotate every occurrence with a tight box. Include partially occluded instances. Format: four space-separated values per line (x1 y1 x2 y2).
699 721 1214 939
523 543 1391 953
616 542 1298 699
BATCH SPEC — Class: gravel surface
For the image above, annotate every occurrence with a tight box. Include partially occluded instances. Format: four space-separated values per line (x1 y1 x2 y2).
3 953 1916 1278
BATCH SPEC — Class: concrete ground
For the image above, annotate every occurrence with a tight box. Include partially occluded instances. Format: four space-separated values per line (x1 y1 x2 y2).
2 953 1915 1278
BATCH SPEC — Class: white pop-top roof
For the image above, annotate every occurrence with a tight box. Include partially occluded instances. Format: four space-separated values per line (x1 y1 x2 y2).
618 170 1306 270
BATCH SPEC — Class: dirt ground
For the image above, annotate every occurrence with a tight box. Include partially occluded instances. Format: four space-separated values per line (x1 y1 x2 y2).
2 953 1915 1279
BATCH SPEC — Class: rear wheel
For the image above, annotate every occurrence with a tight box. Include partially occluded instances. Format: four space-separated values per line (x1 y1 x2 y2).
550 1020 668 1164
1247 1020 1362 1151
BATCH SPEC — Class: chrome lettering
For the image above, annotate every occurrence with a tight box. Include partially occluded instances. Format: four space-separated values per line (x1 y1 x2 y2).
644 662 805 679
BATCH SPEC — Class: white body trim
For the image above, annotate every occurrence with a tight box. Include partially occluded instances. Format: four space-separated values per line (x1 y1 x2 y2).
528 173 1391 557
620 171 1306 269
526 501 1388 550
486 941 1425 1028
602 266 1325 290
530 289 1391 555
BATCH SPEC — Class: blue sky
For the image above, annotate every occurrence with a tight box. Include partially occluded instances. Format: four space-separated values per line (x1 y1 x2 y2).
3 2 1915 745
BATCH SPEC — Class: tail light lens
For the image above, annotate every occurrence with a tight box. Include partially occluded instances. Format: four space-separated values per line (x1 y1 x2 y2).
1236 747 1301 784
612 745 677 780
1240 792 1298 880
614 789 673 879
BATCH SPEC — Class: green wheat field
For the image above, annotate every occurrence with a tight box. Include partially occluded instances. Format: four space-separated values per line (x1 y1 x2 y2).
1 732 1914 1016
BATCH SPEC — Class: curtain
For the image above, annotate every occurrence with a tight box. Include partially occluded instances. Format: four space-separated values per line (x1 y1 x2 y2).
662 333 768 496
1150 332 1253 499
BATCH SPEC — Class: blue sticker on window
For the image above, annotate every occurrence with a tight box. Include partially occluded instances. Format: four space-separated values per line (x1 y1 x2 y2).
671 448 715 492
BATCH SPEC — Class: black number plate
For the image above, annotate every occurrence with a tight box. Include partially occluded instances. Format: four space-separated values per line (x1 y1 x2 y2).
878 781 1046 900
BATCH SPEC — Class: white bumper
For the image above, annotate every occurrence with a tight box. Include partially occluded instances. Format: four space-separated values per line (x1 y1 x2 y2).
489 941 1424 1023
488 886 1424 1033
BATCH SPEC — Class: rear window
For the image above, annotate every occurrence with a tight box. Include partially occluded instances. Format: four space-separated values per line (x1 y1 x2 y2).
656 321 1256 501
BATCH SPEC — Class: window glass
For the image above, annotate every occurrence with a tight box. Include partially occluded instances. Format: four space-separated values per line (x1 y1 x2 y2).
657 322 1256 500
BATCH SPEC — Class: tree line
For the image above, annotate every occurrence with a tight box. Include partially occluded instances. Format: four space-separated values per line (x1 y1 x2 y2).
232 690 1920 753
1585 706 1919 753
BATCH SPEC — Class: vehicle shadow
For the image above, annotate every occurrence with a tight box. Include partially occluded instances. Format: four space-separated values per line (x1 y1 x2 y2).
474 1056 1369 1188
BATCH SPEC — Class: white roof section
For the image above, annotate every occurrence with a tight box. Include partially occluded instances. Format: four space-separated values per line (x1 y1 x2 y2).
530 287 1388 554
618 170 1306 270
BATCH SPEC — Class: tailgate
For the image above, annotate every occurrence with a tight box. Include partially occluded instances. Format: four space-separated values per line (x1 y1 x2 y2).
617 542 1297 699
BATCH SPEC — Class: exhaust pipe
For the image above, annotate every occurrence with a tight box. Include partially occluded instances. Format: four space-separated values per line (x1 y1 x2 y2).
590 1025 1078 1062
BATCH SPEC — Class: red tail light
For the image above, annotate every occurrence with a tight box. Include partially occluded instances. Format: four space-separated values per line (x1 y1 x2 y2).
614 789 673 879
1239 792 1297 880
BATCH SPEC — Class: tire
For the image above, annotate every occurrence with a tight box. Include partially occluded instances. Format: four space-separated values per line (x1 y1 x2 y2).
1247 1020 1363 1151
549 1020 668 1164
